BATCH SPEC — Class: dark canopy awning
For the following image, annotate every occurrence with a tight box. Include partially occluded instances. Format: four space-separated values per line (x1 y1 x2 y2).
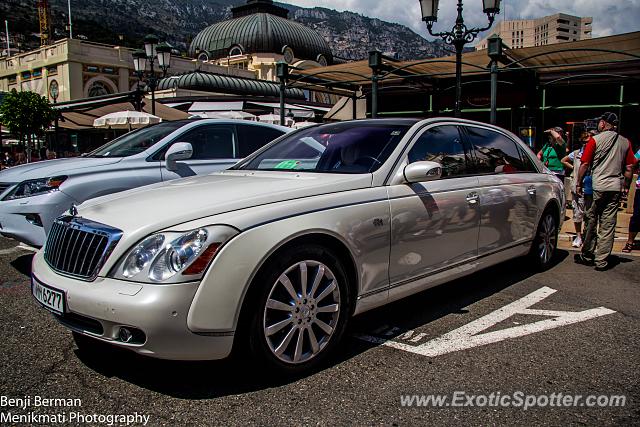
157 71 306 100
287 31 640 92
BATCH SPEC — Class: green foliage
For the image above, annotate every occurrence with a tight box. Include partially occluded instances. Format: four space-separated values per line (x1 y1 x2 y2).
0 89 56 139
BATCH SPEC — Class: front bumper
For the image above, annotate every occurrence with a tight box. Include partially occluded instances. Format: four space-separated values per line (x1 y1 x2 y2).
0 190 76 247
31 251 234 360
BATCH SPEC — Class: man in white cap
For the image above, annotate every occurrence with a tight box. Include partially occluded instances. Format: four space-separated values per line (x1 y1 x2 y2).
575 112 635 270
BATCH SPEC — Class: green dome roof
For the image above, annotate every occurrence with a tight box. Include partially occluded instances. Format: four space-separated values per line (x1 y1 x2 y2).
188 12 333 65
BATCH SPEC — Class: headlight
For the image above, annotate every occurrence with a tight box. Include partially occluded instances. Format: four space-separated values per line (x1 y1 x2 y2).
112 225 238 284
2 176 67 200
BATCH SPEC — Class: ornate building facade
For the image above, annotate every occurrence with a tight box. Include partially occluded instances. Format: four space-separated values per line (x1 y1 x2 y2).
189 0 333 81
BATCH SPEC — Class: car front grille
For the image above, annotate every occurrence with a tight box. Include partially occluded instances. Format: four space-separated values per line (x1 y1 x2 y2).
44 216 123 280
0 182 15 196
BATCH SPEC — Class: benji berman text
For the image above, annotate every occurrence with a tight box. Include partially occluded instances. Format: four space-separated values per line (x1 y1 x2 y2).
1 396 82 410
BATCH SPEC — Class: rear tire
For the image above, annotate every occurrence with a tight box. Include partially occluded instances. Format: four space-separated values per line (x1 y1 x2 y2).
529 208 558 271
245 244 351 375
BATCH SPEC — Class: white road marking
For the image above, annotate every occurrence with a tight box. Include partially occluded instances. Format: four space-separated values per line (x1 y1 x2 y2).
399 330 414 340
409 332 428 343
355 287 615 357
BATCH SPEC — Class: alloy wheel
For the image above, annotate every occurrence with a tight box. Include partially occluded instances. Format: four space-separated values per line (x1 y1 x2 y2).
537 213 557 265
263 260 341 364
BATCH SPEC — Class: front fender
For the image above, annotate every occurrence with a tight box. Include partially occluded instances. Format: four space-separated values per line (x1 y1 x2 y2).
186 198 392 333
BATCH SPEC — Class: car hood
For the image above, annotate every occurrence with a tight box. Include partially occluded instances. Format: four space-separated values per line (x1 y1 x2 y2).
0 157 123 182
78 171 372 233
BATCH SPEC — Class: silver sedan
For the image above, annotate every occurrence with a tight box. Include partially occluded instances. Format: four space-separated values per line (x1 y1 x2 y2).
30 118 564 375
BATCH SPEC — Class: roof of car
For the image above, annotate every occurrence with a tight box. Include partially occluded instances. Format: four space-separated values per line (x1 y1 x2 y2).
337 118 422 126
153 118 290 131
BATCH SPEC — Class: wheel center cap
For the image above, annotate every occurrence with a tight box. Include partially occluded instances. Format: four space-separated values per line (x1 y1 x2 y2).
301 306 311 318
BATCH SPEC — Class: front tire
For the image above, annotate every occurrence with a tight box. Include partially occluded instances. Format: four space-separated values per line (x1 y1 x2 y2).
246 245 351 375
529 209 558 271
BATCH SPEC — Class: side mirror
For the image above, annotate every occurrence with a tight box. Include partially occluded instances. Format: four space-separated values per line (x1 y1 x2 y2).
403 161 443 183
165 142 193 171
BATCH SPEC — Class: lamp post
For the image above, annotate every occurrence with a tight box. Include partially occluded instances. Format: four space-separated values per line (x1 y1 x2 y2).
132 35 172 115
368 51 382 119
48 79 59 155
276 61 288 126
487 34 503 124
419 0 500 117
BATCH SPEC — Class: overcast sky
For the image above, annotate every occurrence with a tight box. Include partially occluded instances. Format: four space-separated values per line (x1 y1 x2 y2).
285 0 640 41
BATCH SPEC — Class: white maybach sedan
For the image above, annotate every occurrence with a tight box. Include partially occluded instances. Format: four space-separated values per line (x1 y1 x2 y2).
31 118 564 374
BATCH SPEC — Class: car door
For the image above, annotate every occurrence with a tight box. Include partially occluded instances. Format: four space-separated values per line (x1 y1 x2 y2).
160 124 238 181
462 125 540 257
388 124 480 289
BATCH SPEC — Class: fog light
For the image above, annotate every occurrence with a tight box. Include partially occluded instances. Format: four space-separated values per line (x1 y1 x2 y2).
118 327 133 343
24 213 43 227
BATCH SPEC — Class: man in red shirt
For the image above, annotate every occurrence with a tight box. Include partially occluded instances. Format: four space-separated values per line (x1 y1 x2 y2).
575 112 635 270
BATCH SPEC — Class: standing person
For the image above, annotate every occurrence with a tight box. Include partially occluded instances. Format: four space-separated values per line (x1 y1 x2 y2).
575 112 636 270
3 151 15 168
622 147 640 253
561 131 591 247
538 126 567 181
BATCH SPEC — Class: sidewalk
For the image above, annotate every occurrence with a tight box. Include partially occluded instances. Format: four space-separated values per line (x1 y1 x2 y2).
559 204 638 256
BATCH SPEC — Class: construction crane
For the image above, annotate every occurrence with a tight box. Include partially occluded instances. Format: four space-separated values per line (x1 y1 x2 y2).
37 0 52 46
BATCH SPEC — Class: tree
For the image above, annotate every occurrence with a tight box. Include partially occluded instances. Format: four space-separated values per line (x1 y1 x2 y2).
0 89 56 162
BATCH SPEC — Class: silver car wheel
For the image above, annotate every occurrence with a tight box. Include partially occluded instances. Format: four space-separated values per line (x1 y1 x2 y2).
263 260 341 364
537 213 557 265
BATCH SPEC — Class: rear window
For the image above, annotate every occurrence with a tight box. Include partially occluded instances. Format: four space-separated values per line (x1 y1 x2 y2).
465 127 532 174
237 124 286 158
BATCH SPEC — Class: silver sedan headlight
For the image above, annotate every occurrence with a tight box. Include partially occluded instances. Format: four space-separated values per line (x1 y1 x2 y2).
111 225 238 284
2 176 68 200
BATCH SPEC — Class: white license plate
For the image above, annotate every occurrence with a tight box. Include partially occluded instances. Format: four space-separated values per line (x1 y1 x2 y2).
32 278 65 314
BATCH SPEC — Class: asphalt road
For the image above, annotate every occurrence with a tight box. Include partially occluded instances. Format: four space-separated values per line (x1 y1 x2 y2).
0 235 638 426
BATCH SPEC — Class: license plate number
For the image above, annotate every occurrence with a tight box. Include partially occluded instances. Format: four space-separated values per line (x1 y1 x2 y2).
32 279 65 314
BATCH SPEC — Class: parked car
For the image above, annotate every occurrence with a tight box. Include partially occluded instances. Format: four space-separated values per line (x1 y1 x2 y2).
30 118 564 374
0 119 290 247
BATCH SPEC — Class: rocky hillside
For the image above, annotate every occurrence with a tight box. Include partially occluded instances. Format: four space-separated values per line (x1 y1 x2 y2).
1 0 441 60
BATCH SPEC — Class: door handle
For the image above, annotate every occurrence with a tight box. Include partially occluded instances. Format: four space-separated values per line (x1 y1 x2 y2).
527 186 537 196
466 192 479 205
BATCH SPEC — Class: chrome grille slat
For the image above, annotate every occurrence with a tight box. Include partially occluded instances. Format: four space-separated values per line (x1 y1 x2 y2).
72 233 89 274
54 225 69 267
64 229 81 272
58 225 72 269
44 217 122 281
79 234 97 277
86 235 107 276
44 222 62 260
51 223 65 267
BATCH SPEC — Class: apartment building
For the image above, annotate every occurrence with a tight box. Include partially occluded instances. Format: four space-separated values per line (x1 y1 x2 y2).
476 13 592 50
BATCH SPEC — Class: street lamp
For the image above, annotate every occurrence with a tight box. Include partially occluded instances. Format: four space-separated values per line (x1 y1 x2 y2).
419 0 500 117
132 35 172 115
487 34 503 124
276 61 288 126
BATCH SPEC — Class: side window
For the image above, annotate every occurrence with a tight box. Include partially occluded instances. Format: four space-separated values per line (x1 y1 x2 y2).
236 125 285 158
518 146 539 172
465 127 526 174
408 125 472 178
178 125 235 160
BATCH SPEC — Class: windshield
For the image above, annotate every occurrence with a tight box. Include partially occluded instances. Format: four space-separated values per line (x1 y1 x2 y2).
234 122 411 173
86 121 185 158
